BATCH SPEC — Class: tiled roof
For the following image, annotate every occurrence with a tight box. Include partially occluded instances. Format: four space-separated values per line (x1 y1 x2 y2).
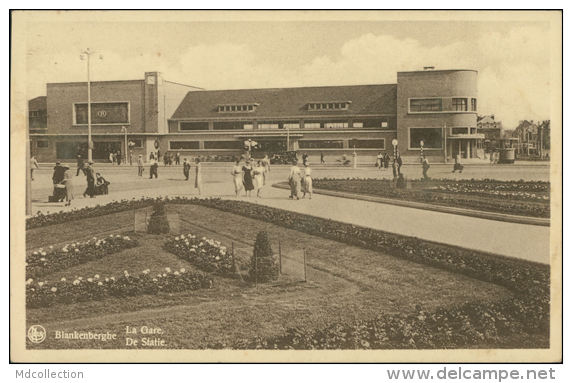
171 84 397 120
28 96 47 110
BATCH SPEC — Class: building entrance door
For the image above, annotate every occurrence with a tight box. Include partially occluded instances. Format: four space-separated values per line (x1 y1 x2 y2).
93 141 122 161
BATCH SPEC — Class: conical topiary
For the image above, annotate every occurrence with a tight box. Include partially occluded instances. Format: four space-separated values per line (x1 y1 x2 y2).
147 201 170 234
249 230 279 282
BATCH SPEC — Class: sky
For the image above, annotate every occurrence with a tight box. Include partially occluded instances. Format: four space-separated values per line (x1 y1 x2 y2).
22 12 556 129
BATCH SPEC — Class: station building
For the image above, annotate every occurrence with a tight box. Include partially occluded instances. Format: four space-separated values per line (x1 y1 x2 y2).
30 68 482 164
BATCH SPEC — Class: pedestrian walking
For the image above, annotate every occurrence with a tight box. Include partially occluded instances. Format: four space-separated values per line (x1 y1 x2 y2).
129 150 133 166
376 152 383 170
384 153 390 170
302 161 313 199
163 153 169 167
242 160 255 197
396 154 403 175
320 151 325 164
30 155 39 180
83 160 96 198
109 152 115 164
175 152 181 165
261 154 270 185
253 160 265 197
116 150 122 165
183 158 191 180
149 155 158 179
137 155 144 177
288 160 301 200
422 155 430 180
231 160 243 196
61 165 74 206
194 158 203 195
76 154 85 176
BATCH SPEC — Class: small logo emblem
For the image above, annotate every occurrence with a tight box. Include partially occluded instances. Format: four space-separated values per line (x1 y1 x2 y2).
97 110 107 118
28 325 46 343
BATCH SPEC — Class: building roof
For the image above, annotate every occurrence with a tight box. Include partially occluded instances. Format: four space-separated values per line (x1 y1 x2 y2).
171 84 397 120
479 116 495 125
28 96 47 111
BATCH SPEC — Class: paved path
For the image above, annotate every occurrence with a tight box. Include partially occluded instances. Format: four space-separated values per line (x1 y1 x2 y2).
29 165 551 265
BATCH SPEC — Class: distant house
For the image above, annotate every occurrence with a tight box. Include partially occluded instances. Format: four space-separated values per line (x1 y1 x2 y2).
513 120 538 155
477 115 503 151
29 96 47 134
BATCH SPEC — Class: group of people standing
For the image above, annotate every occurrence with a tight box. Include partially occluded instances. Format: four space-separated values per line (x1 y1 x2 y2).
231 155 270 198
288 159 312 200
50 158 109 206
375 152 391 170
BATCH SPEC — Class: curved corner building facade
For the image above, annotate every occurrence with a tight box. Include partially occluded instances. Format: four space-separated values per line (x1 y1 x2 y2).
30 69 483 164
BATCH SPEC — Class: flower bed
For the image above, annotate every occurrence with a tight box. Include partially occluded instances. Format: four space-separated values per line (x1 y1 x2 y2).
26 196 550 348
26 268 214 309
164 234 235 275
311 178 550 218
26 235 139 279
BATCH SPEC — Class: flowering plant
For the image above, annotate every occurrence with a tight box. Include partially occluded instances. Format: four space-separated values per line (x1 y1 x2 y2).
26 235 139 279
26 267 213 309
164 234 235 275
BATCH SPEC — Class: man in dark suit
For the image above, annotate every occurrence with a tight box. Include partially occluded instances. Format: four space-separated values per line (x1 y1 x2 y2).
76 155 85 176
83 161 97 198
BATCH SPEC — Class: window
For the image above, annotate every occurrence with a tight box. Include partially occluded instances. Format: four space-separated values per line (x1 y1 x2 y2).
410 99 442 112
451 127 469 135
307 102 350 111
128 139 142 148
283 123 300 129
204 141 244 150
213 122 247 130
452 98 468 111
299 140 344 149
258 122 279 130
471 98 477 112
303 123 321 129
217 104 258 113
74 102 129 125
36 140 48 148
353 122 364 128
409 128 443 149
29 111 39 118
356 119 390 129
470 128 477 134
323 122 349 129
180 122 209 131
348 139 385 149
169 141 200 150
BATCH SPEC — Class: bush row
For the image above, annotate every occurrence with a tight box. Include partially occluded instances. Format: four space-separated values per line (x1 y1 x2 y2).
312 179 550 218
26 235 139 279
26 268 214 309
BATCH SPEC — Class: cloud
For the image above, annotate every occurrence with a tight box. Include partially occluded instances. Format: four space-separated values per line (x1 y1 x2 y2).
26 28 551 129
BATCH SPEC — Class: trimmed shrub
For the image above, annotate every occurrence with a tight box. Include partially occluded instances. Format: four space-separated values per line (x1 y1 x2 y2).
147 201 170 234
249 231 279 283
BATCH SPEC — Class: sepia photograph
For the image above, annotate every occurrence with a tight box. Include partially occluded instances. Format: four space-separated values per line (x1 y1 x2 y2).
10 10 562 363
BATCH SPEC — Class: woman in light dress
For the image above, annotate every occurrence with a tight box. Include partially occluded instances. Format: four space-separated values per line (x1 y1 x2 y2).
253 160 265 197
194 158 202 195
61 165 74 206
302 161 313 199
288 160 301 200
231 160 243 196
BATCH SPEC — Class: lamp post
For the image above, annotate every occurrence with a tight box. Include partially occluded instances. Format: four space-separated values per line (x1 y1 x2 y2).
248 139 252 159
420 140 424 163
352 144 357 169
80 48 102 162
121 126 128 165
392 138 398 160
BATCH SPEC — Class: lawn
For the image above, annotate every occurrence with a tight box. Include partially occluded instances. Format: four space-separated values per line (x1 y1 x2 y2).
311 178 550 218
25 204 526 350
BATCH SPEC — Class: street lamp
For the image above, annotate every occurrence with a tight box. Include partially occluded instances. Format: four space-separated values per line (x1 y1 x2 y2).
121 126 128 165
392 138 398 160
80 48 103 162
420 140 424 163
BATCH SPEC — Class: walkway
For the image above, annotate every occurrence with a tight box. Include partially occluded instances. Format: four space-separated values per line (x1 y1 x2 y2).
29 166 551 265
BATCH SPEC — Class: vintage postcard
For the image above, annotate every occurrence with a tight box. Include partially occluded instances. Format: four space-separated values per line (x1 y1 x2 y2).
10 10 562 363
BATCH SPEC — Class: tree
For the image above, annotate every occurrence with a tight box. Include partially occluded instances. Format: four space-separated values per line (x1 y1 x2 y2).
147 201 170 234
249 231 279 283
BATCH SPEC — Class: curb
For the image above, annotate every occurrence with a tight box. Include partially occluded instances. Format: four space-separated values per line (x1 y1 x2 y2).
271 183 550 227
